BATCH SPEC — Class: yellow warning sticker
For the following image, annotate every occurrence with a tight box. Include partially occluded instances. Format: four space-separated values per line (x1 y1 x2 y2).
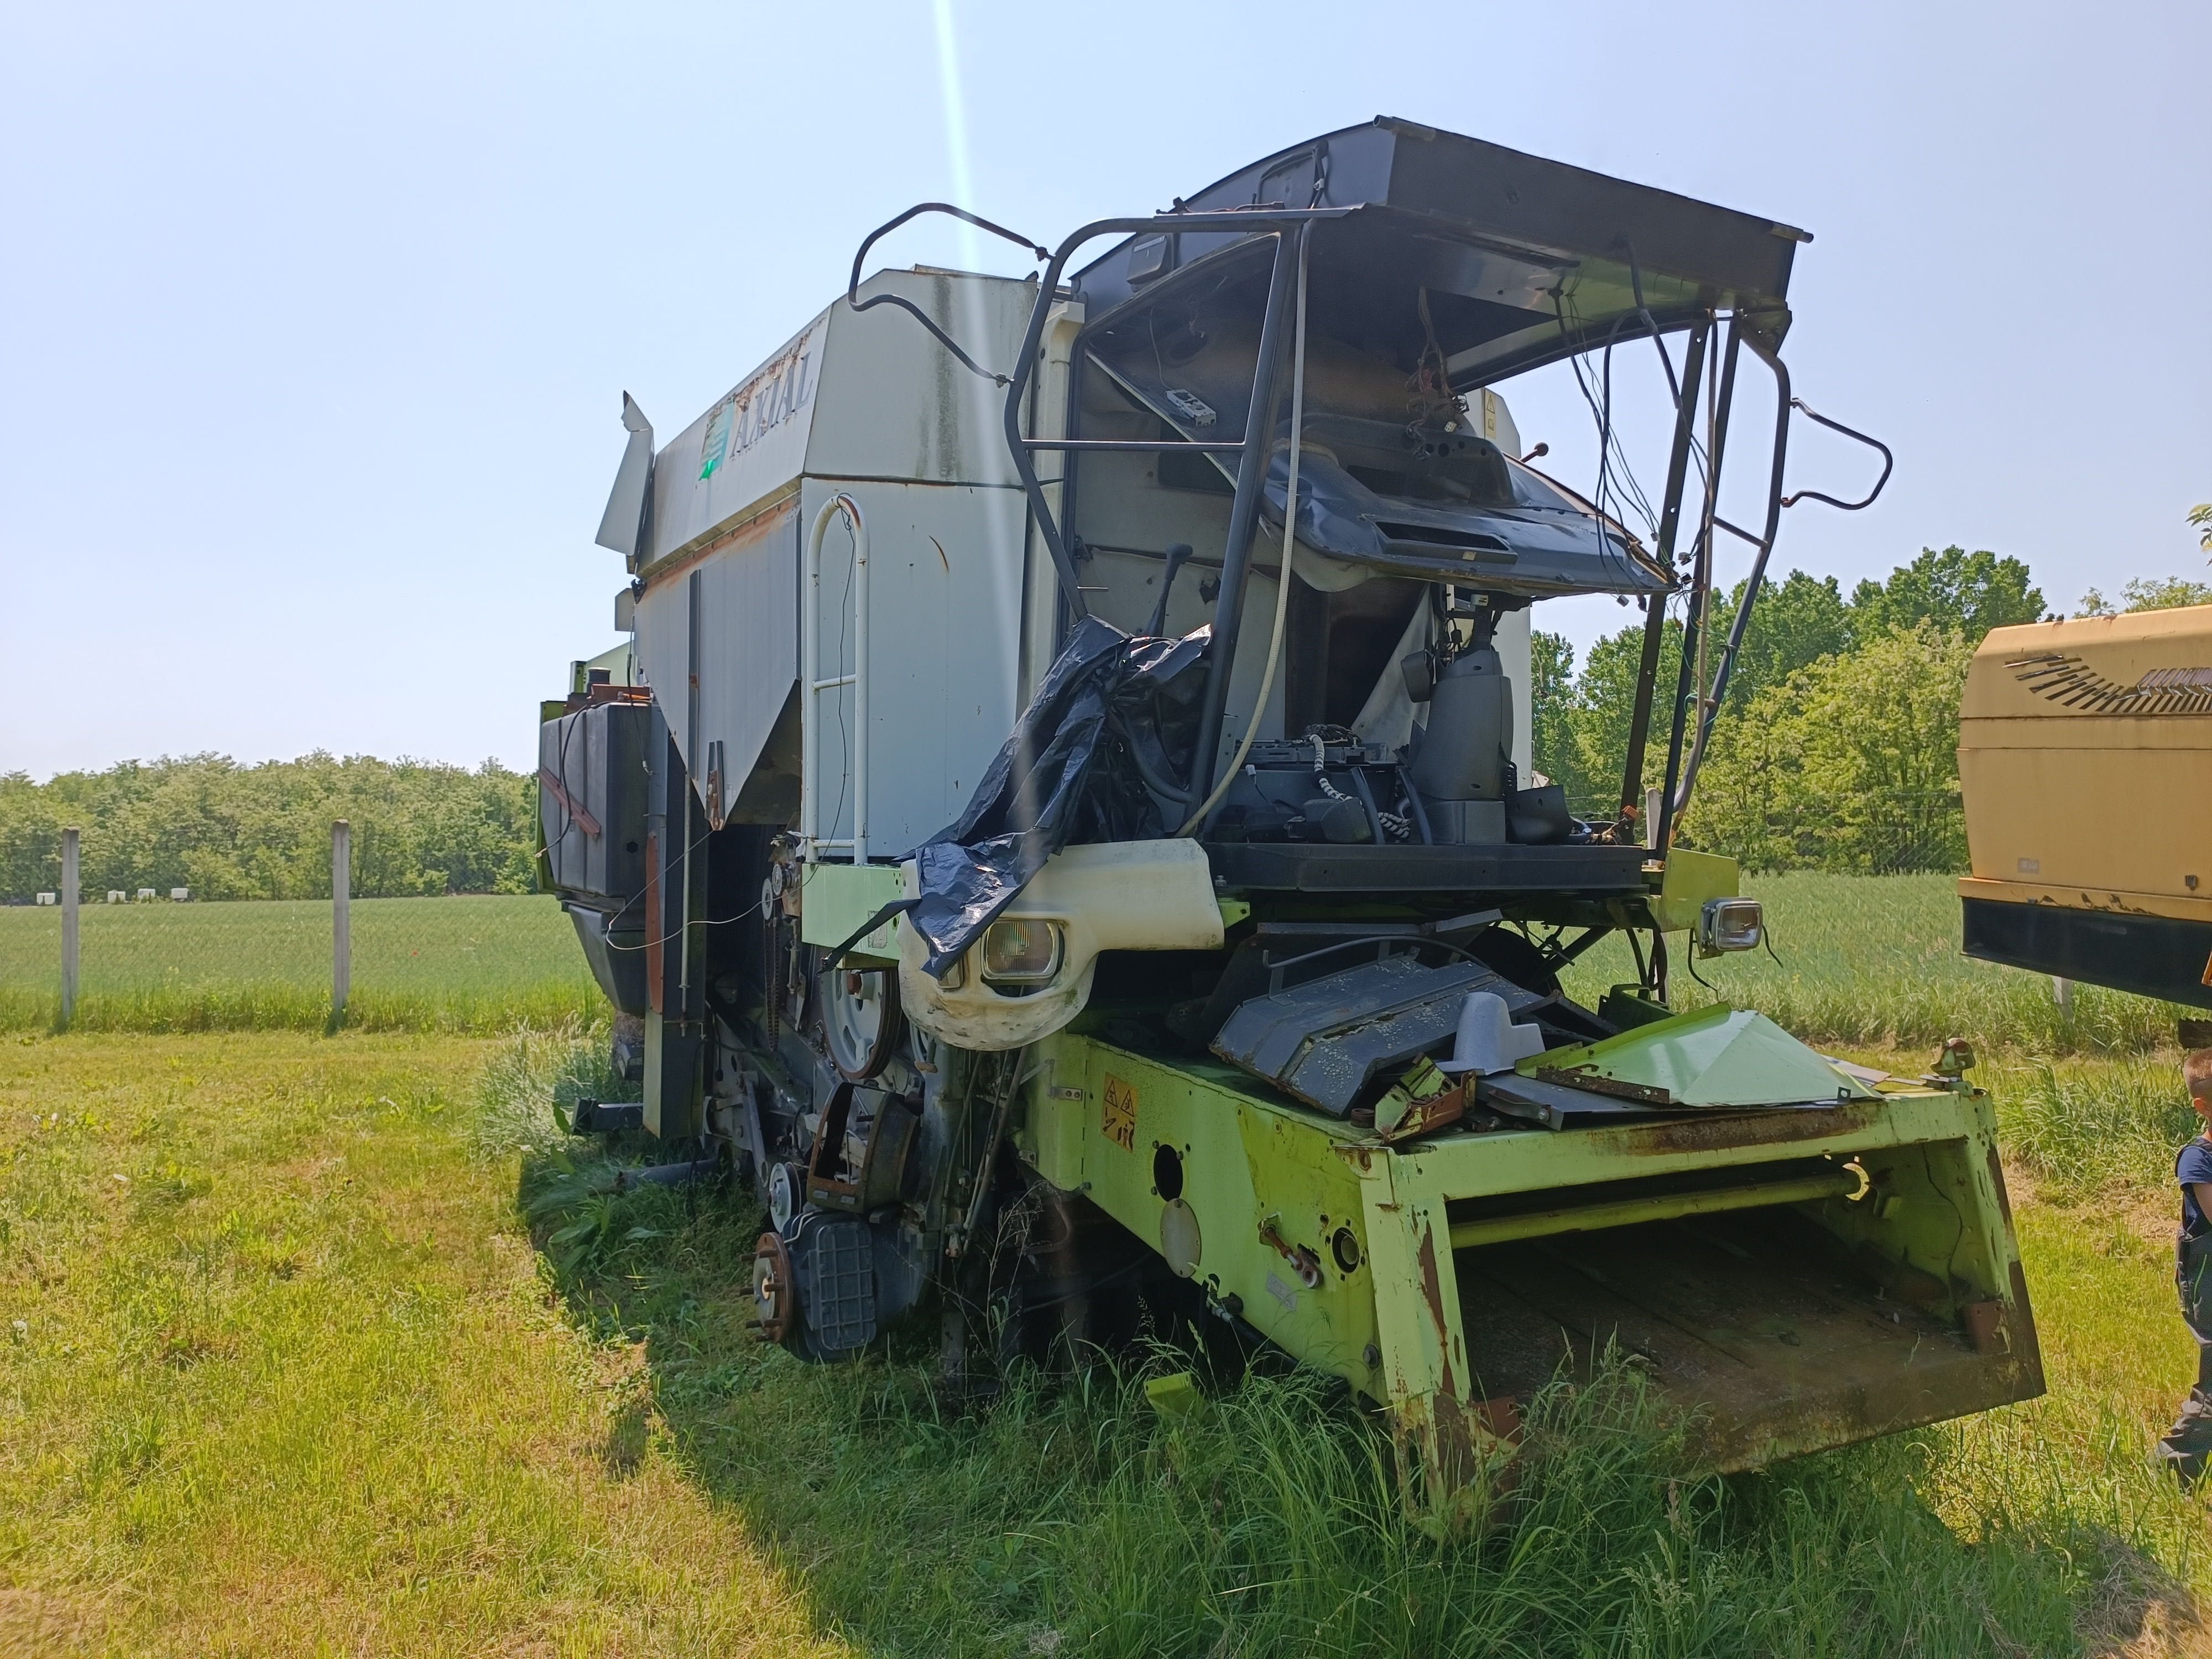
1101 1073 1138 1151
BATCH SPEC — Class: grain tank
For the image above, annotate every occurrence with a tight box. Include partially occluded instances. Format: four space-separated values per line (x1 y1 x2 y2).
540 119 2041 1505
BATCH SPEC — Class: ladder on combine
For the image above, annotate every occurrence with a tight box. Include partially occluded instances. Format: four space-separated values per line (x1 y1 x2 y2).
801 492 869 863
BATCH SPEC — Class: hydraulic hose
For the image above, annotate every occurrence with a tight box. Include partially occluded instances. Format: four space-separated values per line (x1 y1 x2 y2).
1178 227 1310 836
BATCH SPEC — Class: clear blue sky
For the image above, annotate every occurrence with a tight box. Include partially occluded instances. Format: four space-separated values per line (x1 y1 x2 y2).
4 0 2206 779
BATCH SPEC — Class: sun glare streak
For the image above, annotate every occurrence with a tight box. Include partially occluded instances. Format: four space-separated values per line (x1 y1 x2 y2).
930 0 982 270
930 0 1026 655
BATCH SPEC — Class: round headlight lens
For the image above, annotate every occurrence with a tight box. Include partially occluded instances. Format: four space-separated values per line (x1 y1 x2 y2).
982 917 1063 983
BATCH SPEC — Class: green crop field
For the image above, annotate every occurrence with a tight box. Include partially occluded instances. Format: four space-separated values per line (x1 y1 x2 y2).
0 895 602 1034
4 878 2210 1654
4 872 2192 1053
1559 870 2191 1056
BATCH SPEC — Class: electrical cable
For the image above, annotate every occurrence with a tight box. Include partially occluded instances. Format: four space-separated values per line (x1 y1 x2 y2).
1176 228 1310 836
844 203 1048 387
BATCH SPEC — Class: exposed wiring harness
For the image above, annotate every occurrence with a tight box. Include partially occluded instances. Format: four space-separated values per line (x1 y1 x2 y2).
1308 731 1411 842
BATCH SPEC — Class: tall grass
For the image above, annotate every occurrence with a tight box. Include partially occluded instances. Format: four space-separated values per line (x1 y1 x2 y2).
482 1022 2199 1657
1986 1054 2199 1199
0 893 602 1033
1562 871 2191 1055
8 1026 2208 1652
1003 1365 2107 1657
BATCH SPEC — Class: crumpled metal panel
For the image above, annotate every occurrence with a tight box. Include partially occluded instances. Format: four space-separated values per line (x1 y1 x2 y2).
1521 1004 1881 1109
1212 954 1544 1117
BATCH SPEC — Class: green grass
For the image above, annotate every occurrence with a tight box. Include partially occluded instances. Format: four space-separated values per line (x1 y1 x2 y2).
1561 871 2192 1055
5 1026 2209 1656
0 895 602 1034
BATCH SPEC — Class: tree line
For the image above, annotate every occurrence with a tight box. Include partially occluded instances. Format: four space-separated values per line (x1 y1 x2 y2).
5 544 2203 900
1535 545 2209 873
0 754 538 903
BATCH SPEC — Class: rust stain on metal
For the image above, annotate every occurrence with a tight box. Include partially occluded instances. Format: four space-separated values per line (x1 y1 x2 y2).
1414 1220 1458 1399
1983 1143 2015 1227
1959 1300 2007 1355
2008 1258 2049 1397
1472 1393 1522 1445
538 766 602 838
1380 1078 1467 1144
1631 1099 1881 1156
638 486 801 588
1427 1392 1479 1491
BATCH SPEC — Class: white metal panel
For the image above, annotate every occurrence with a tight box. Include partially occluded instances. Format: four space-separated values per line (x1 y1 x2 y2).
596 393 655 559
646 312 828 564
634 503 799 791
634 578 686 747
805 270 1035 488
801 477 1027 858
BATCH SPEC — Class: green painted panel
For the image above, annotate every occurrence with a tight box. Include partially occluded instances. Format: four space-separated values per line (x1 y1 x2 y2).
1519 1004 1880 1108
1652 847 1739 931
796 861 906 962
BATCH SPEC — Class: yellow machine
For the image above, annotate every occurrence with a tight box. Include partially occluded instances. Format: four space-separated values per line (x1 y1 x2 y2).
1960 604 2212 1005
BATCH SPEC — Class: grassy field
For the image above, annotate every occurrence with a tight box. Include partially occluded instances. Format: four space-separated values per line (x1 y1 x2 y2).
5 879 2211 1654
2 1027 2209 1656
0 895 601 1034
1559 871 2193 1055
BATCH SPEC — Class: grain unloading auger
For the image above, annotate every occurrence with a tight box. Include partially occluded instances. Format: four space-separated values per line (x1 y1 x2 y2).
538 119 2041 1506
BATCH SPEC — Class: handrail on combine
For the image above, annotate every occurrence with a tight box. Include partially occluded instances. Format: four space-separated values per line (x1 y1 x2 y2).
802 492 868 864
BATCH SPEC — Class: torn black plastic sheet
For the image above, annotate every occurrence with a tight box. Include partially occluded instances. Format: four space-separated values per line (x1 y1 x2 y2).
904 617 1210 977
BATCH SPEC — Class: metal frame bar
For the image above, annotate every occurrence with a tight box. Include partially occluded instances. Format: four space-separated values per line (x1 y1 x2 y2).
1655 317 1741 851
1672 325 1795 818
802 492 869 863
1183 224 1308 802
997 207 1350 628
1022 439 1246 453
1614 319 1712 831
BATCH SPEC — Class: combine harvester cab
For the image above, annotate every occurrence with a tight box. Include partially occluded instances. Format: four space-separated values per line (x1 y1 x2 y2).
539 118 2042 1507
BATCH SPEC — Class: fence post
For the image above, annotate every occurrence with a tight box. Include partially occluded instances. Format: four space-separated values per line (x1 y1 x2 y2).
331 820 351 1029
1644 786 1662 851
60 826 80 1031
2052 975 2073 1014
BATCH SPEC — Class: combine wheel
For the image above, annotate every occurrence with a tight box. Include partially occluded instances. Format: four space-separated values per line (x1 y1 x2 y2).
822 962 904 1080
752 1231 796 1344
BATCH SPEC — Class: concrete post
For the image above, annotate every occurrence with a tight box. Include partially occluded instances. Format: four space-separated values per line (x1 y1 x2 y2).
1645 786 1663 851
332 820 351 1026
60 826 80 1030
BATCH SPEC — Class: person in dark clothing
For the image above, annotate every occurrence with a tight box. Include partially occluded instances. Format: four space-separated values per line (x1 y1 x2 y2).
2158 1049 2212 1484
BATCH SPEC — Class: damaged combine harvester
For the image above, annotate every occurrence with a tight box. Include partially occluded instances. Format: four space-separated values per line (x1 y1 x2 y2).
537 118 2041 1507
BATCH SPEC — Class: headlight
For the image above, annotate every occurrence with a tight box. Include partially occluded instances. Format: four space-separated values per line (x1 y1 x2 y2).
982 917 1063 984
1698 898 1762 954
